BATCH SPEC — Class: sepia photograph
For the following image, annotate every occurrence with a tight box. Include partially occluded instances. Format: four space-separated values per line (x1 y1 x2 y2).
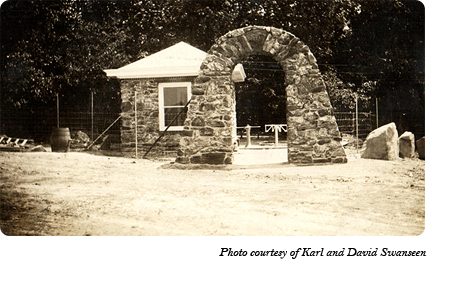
6 0 460 286
1 0 425 237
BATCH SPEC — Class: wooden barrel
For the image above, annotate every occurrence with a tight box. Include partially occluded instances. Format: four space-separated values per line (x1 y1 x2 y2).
51 128 71 152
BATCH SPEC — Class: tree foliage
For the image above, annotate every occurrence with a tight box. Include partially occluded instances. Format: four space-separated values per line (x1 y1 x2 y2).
235 55 286 127
1 0 424 138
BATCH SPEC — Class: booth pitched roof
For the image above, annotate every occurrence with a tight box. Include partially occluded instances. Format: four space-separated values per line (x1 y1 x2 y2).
104 41 246 81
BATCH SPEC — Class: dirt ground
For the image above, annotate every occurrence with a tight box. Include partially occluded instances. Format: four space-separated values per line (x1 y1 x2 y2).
0 147 425 236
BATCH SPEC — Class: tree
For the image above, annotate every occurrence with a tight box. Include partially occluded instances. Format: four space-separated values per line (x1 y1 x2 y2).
1 0 129 138
1 0 424 139
235 55 286 127
333 0 425 134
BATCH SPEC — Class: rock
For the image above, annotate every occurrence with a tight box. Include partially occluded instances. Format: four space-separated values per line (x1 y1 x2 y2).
224 156 233 164
416 136 425 160
70 131 90 149
201 152 227 164
361 122 399 161
399 131 415 158
90 145 100 151
192 117 205 127
72 130 90 143
31 145 46 152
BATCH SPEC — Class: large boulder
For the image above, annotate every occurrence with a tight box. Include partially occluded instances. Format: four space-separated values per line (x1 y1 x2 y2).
399 131 415 158
416 136 425 160
361 122 399 161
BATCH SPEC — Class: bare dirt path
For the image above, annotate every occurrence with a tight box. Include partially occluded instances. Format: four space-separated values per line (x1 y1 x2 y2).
0 150 425 236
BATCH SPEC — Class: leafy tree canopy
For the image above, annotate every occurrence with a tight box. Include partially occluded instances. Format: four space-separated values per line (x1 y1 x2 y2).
1 0 424 137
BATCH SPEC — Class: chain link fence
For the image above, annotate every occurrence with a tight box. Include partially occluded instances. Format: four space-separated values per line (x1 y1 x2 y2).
2 107 388 148
1 107 120 144
334 112 378 140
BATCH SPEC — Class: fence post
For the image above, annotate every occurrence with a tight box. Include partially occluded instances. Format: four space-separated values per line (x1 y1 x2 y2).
352 112 355 138
91 91 94 141
274 126 279 147
56 94 60 128
135 91 138 159
245 124 251 148
356 95 359 152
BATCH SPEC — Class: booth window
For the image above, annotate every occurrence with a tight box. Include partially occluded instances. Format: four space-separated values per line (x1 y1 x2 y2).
158 82 191 131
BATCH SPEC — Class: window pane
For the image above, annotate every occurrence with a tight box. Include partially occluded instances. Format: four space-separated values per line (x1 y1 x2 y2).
164 107 187 127
164 87 187 106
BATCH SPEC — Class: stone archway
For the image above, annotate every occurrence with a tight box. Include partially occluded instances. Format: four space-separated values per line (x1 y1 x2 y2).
176 26 347 165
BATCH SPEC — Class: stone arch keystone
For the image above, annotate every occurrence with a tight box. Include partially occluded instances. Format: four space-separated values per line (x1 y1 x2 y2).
176 26 347 165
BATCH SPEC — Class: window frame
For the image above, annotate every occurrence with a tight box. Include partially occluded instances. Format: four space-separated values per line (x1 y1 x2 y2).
158 82 192 131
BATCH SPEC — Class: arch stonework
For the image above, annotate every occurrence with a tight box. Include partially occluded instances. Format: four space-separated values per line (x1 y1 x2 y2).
176 26 347 165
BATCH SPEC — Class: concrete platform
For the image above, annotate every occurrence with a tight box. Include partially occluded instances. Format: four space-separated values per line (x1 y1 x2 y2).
234 146 288 165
